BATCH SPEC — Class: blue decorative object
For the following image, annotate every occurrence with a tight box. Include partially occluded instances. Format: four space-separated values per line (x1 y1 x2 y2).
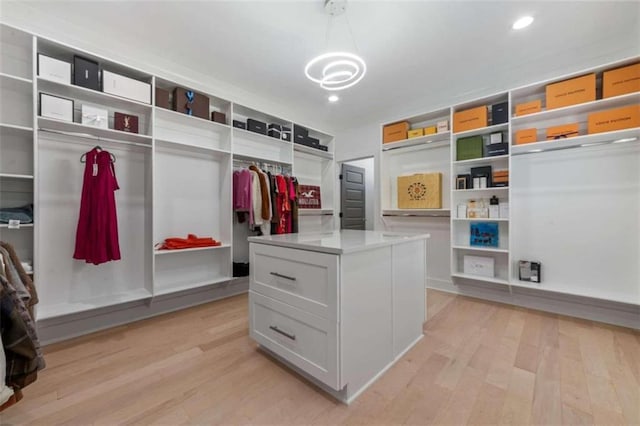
470 222 499 247
185 90 195 116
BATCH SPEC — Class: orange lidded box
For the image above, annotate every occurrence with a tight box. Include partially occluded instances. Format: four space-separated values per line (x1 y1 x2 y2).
407 128 424 138
515 100 542 116
423 126 437 135
603 63 640 99
515 128 538 145
383 121 410 143
453 106 488 133
546 123 579 140
587 105 640 134
545 74 596 110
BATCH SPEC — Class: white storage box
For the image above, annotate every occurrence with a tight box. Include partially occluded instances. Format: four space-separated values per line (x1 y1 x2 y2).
40 93 74 122
38 54 71 84
463 255 495 278
81 104 108 129
102 70 151 104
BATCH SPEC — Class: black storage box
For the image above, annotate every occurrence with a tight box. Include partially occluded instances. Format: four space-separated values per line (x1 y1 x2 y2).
233 262 250 277
233 120 246 130
281 126 292 141
73 55 100 91
248 118 267 135
491 102 509 125
487 142 508 157
293 124 308 144
268 123 282 139
306 136 320 146
470 166 493 188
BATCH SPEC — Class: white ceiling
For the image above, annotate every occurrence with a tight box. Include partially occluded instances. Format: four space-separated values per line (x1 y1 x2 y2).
4 1 640 132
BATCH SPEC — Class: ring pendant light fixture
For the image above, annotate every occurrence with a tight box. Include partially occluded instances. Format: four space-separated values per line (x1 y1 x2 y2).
305 0 366 91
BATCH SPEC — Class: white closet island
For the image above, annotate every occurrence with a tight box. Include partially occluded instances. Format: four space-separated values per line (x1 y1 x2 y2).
248 230 429 403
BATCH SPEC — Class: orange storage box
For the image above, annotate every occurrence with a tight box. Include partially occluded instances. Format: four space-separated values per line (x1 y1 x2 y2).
587 105 640 134
603 63 640 99
423 126 437 135
453 106 488 133
515 128 538 145
515 100 542 116
383 121 409 143
546 123 580 140
545 74 596 110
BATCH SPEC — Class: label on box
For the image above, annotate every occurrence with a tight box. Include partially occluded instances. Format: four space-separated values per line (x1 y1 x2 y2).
587 104 640 134
7 220 20 229
515 100 542 116
298 185 321 209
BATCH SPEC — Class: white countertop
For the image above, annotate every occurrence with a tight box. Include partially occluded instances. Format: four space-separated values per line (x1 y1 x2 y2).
248 230 430 254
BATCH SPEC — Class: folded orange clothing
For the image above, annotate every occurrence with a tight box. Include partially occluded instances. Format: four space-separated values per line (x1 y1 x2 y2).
158 234 222 250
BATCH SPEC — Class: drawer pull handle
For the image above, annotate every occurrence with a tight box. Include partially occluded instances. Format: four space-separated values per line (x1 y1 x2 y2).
269 325 296 341
270 272 296 281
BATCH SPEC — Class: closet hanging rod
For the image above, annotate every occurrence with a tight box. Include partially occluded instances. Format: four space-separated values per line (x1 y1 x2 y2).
38 128 153 149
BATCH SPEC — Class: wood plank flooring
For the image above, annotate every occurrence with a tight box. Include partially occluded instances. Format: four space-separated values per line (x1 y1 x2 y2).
3 290 639 425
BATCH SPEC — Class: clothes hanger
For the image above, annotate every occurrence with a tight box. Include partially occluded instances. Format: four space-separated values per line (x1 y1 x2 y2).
80 144 116 163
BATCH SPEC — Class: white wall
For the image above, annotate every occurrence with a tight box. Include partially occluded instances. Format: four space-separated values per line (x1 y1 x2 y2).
342 157 374 231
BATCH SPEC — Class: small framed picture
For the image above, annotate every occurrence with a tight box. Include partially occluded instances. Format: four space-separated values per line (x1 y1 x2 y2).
456 177 467 190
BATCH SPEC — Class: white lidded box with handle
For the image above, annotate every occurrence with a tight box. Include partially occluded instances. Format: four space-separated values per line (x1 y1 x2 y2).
81 104 109 129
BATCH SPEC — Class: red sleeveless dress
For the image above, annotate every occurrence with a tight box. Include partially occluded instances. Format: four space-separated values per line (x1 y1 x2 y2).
73 148 121 265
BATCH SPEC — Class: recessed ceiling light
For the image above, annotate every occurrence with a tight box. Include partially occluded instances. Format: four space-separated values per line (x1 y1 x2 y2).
328 94 339 103
513 16 534 30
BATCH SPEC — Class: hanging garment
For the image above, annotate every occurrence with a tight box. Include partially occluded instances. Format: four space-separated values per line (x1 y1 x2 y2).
0 242 38 325
292 177 299 234
275 175 291 234
233 169 252 224
0 334 14 406
258 169 272 235
250 170 263 228
249 165 270 220
73 148 121 265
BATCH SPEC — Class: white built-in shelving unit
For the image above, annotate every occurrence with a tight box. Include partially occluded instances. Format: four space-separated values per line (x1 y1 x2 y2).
380 56 640 306
0 22 335 323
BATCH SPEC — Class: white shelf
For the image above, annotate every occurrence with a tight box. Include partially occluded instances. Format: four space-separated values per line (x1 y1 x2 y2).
382 209 450 217
1 72 32 86
453 123 508 138
0 223 34 229
511 127 640 156
452 245 509 253
511 92 640 126
453 154 509 166
154 244 230 255
154 107 231 132
37 288 152 320
382 132 450 151
453 187 509 193
0 173 34 179
155 138 231 155
298 209 334 216
451 273 510 286
153 277 232 297
38 77 152 114
507 280 639 306
0 123 33 135
233 127 292 147
452 217 509 222
232 152 292 166
38 116 153 146
293 143 333 159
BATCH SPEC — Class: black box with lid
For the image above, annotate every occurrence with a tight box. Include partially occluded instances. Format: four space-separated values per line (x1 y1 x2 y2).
247 118 267 135
491 102 509 125
73 56 100 91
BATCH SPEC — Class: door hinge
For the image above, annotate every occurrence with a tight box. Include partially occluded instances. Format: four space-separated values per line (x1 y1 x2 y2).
339 174 343 180
339 212 343 218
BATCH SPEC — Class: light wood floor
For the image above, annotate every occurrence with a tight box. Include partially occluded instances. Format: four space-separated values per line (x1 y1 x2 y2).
4 290 639 425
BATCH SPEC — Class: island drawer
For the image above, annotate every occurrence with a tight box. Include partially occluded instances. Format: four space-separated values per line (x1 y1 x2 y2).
249 291 339 390
250 244 338 320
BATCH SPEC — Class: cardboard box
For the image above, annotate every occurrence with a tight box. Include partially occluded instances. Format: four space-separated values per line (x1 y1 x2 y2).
423 126 437 135
173 87 209 119
397 173 442 209
546 123 580 140
463 255 495 278
587 105 640 134
453 106 488 133
155 87 171 109
456 136 484 161
81 104 108 129
103 71 151 104
211 111 226 124
383 121 409 143
437 120 449 133
515 100 542 116
603 63 640 99
545 73 596 110
40 93 74 122
515 128 538 145
38 54 71 84
408 128 424 138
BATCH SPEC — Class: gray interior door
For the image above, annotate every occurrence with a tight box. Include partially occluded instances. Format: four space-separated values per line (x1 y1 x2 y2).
340 163 366 230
